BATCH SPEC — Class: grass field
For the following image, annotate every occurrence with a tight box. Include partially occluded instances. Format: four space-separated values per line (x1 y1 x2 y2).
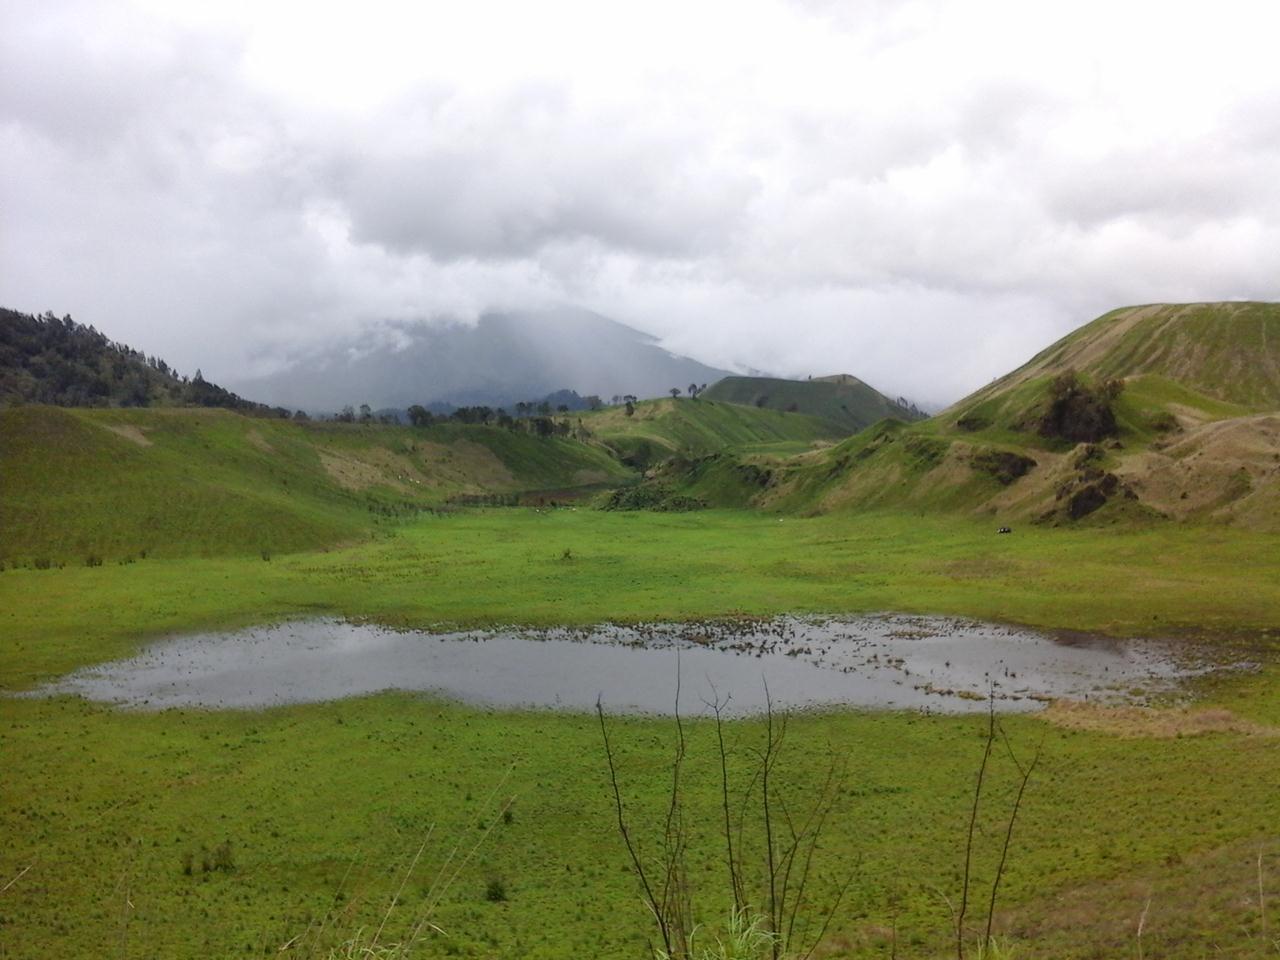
3 508 1280 958
0 406 631 564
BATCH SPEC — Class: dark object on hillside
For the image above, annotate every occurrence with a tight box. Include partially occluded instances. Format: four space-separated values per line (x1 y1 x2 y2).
1047 464 1138 522
955 414 990 432
974 450 1038 485
997 526 1012 534
599 483 705 512
1038 369 1124 443
1067 478 1115 519
1147 410 1182 434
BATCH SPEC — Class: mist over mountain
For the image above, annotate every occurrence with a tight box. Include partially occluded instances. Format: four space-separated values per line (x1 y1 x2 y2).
228 308 734 413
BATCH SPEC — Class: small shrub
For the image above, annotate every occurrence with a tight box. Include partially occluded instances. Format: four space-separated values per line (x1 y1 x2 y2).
212 839 235 872
193 840 235 874
260 550 271 562
502 808 514 825
903 434 948 468
484 877 507 902
973 450 1037 486
600 484 706 513
1038 369 1124 443
84 554 102 568
560 547 573 561
33 557 52 570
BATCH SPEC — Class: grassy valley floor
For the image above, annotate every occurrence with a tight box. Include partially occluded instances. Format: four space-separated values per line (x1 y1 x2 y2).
2 509 1280 958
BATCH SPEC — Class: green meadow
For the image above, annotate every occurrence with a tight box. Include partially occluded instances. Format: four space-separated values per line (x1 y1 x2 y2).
3 507 1280 958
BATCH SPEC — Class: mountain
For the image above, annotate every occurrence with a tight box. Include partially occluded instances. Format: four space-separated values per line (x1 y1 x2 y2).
951 301 1280 419
702 373 925 433
226 307 733 413
659 303 1280 529
0 307 279 414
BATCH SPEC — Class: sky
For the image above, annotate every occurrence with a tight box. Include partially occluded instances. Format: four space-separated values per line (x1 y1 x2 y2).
3 0 1280 408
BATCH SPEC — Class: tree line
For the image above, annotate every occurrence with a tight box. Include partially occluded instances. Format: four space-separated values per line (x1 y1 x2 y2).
0 308 290 417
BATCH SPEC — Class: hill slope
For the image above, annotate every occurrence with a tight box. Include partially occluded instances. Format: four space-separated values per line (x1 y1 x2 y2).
702 374 924 433
579 397 842 469
226 307 733 412
669 303 1280 529
955 301 1280 416
0 407 630 564
1 307 282 413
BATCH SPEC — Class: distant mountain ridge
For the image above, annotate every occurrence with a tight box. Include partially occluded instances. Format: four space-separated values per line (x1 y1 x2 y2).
228 308 734 413
702 373 925 433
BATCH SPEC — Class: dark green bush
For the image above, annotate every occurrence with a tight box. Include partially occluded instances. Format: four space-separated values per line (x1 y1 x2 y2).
1038 370 1124 443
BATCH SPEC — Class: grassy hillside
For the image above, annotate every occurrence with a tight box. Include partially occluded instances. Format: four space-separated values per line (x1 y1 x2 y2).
703 373 924 432
0 406 630 564
580 396 841 467
654 304 1280 529
955 301 1280 416
1 307 284 413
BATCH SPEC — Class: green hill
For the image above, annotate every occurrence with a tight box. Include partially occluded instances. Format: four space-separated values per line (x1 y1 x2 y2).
0 406 631 564
1 307 284 413
653 304 1280 529
579 396 842 468
952 301 1280 421
702 374 924 432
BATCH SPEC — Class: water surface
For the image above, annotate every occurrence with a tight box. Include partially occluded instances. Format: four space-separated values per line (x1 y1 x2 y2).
39 615 1200 715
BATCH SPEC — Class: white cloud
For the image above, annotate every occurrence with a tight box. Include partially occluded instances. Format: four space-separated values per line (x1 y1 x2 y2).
2 0 1279 407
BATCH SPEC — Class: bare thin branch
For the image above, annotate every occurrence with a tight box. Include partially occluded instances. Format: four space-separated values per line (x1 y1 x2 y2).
983 731 1042 944
957 694 997 960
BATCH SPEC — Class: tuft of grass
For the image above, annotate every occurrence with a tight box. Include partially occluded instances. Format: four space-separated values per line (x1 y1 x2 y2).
972 936 1019 960
661 908 778 960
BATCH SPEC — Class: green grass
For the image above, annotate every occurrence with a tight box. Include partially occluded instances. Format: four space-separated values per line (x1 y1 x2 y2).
0 407 631 564
957 301 1280 414
4 492 1280 956
701 375 922 433
581 397 841 463
5 509 1279 688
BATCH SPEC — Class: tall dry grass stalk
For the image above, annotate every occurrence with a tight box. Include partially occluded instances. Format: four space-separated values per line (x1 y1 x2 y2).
281 769 514 959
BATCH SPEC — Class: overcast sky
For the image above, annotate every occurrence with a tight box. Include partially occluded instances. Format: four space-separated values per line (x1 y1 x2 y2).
3 0 1279 407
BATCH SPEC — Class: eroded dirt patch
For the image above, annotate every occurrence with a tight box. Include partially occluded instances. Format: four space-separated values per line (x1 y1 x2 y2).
318 450 402 491
101 423 152 447
1042 700 1275 738
246 429 275 454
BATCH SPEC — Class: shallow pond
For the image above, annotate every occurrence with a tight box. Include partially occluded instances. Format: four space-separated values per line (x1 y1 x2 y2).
38 615 1202 715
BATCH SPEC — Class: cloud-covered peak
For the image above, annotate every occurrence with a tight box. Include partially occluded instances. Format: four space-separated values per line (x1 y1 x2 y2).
3 0 1278 409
